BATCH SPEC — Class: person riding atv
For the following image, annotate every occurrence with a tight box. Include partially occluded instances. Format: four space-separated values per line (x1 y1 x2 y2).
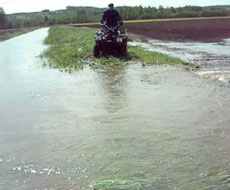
101 3 123 27
93 3 127 58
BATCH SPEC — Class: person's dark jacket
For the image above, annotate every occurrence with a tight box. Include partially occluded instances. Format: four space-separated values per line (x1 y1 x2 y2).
101 9 122 27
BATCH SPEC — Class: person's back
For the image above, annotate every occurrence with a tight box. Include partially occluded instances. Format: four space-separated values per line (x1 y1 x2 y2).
101 3 123 27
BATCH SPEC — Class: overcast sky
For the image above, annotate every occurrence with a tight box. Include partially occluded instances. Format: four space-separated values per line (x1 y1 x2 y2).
1 0 230 14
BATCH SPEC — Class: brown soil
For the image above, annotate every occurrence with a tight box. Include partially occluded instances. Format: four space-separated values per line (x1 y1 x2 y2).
88 18 230 42
126 18 230 42
0 28 22 35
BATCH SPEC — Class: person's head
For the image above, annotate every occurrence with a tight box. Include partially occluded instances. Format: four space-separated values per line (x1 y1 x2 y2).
108 3 114 10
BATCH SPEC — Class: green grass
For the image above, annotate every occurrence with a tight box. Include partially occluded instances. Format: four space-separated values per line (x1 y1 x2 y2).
0 27 39 41
90 179 151 190
41 25 188 72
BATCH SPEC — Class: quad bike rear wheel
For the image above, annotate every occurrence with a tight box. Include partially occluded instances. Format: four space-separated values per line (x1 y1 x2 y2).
94 45 101 58
119 43 127 57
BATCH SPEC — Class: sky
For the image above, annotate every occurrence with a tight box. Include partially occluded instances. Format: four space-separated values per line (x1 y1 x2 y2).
1 0 230 14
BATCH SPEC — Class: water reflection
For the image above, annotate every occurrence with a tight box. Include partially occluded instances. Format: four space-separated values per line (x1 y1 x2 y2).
95 67 128 113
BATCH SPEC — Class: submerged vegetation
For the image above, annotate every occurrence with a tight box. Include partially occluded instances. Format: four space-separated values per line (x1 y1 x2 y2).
90 179 151 190
41 26 187 72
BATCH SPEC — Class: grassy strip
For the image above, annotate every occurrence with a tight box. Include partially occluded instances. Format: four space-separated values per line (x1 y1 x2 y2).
90 179 151 190
69 16 230 27
41 25 187 72
0 27 39 41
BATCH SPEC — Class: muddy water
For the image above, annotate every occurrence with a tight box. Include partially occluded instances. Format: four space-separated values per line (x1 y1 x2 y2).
1 29 230 190
130 39 230 83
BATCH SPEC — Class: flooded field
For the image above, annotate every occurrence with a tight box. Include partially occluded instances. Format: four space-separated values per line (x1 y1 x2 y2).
1 28 230 190
130 38 230 83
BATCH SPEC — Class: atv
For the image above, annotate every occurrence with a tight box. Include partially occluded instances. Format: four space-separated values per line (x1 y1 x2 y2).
93 24 127 58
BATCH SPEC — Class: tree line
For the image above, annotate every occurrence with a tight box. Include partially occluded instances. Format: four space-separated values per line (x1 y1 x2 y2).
117 5 230 20
0 5 230 29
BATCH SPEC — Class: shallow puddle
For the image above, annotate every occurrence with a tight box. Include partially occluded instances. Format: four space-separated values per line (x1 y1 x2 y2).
1 29 230 190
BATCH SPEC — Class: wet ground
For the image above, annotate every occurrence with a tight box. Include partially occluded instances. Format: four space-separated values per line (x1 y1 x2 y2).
1 28 230 190
130 38 230 83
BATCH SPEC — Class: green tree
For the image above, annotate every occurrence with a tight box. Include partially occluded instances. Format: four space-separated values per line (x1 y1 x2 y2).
158 5 165 18
44 16 49 22
76 8 88 23
41 9 50 13
0 7 7 28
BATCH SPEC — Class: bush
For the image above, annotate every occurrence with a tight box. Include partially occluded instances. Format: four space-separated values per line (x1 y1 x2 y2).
175 11 200 18
201 10 228 17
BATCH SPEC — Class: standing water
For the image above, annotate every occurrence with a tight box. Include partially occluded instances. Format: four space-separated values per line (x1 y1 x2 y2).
130 39 230 83
1 28 230 190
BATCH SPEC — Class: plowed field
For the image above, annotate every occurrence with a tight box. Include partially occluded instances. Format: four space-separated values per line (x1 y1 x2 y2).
86 18 230 42
125 18 230 42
